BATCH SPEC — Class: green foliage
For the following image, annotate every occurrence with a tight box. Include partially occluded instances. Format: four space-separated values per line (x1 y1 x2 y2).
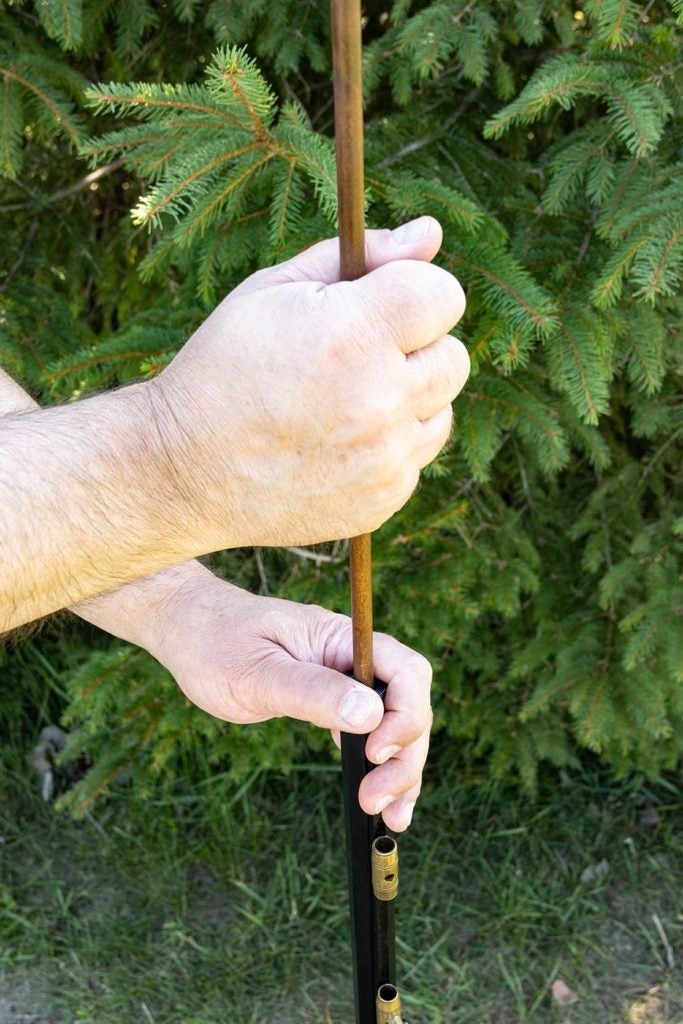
54 643 325 815
82 51 340 296
37 0 83 51
0 0 681 805
0 41 86 176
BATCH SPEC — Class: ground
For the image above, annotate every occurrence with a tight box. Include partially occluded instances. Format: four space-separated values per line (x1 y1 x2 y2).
1 754 682 1023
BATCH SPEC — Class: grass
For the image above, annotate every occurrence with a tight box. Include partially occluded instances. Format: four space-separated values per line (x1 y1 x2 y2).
1 738 682 1023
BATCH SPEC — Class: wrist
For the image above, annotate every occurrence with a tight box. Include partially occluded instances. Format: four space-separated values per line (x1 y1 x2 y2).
72 558 215 655
144 372 243 553
87 377 232 568
140 566 256 672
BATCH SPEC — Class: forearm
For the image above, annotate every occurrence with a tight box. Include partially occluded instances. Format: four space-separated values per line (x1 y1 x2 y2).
0 374 226 632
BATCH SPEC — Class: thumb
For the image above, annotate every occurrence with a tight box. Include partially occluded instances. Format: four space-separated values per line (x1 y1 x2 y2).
259 653 384 733
233 216 443 296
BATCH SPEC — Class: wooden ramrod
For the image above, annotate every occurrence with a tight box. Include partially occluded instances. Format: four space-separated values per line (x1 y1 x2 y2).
331 2 405 1022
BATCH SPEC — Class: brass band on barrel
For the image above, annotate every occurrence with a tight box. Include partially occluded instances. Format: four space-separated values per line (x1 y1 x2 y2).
371 836 399 902
376 983 403 1024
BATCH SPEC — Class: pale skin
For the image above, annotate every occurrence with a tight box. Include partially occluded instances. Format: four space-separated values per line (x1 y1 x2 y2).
0 216 468 831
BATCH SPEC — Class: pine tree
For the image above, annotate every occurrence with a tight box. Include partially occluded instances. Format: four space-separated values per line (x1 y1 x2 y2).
0 0 681 806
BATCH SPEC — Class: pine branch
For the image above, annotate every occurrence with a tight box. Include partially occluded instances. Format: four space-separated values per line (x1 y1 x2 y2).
205 45 277 134
113 0 159 59
632 217 683 302
0 75 23 177
131 142 262 226
370 170 484 234
618 305 666 395
38 0 83 51
669 0 683 23
545 305 613 424
86 82 242 125
484 56 606 138
590 236 648 308
274 117 337 221
268 159 305 248
163 151 275 246
542 124 617 213
0 62 83 150
604 79 672 156
585 0 641 49
446 243 558 339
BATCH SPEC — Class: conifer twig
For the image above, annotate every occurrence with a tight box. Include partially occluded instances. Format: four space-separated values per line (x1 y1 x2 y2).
284 546 347 564
253 549 270 595
0 160 126 213
49 159 127 201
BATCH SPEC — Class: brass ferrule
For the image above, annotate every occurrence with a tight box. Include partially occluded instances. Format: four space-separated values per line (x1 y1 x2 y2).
372 835 398 901
376 983 403 1024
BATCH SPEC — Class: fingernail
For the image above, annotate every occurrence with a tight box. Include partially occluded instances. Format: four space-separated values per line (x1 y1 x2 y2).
392 216 429 245
341 689 378 728
399 802 415 828
375 744 400 764
375 794 395 815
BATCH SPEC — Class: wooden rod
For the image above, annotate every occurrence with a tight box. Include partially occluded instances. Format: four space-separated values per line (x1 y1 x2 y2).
349 533 373 686
331 0 366 281
330 0 374 688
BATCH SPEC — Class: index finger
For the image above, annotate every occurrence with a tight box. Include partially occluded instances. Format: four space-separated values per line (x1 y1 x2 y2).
364 631 433 763
349 259 466 355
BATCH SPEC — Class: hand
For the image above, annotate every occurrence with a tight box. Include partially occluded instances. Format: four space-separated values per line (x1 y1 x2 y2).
0 220 467 629
154 216 468 549
148 566 432 832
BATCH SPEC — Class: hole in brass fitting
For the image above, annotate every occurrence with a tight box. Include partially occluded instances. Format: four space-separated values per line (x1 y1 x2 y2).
378 984 397 1000
372 836 399 901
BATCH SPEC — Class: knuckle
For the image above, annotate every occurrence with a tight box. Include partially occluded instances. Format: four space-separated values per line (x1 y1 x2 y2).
398 769 423 798
312 609 351 656
421 439 442 469
402 722 423 747
450 337 470 389
444 342 465 393
360 390 396 432
411 651 433 686
319 317 356 367
366 228 393 260
439 406 454 443
366 273 421 350
421 413 451 464
391 303 422 349
349 392 404 457
411 708 432 741
403 464 421 497
433 267 466 327
408 704 432 742
358 453 418 528
381 433 411 481
384 466 412 510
